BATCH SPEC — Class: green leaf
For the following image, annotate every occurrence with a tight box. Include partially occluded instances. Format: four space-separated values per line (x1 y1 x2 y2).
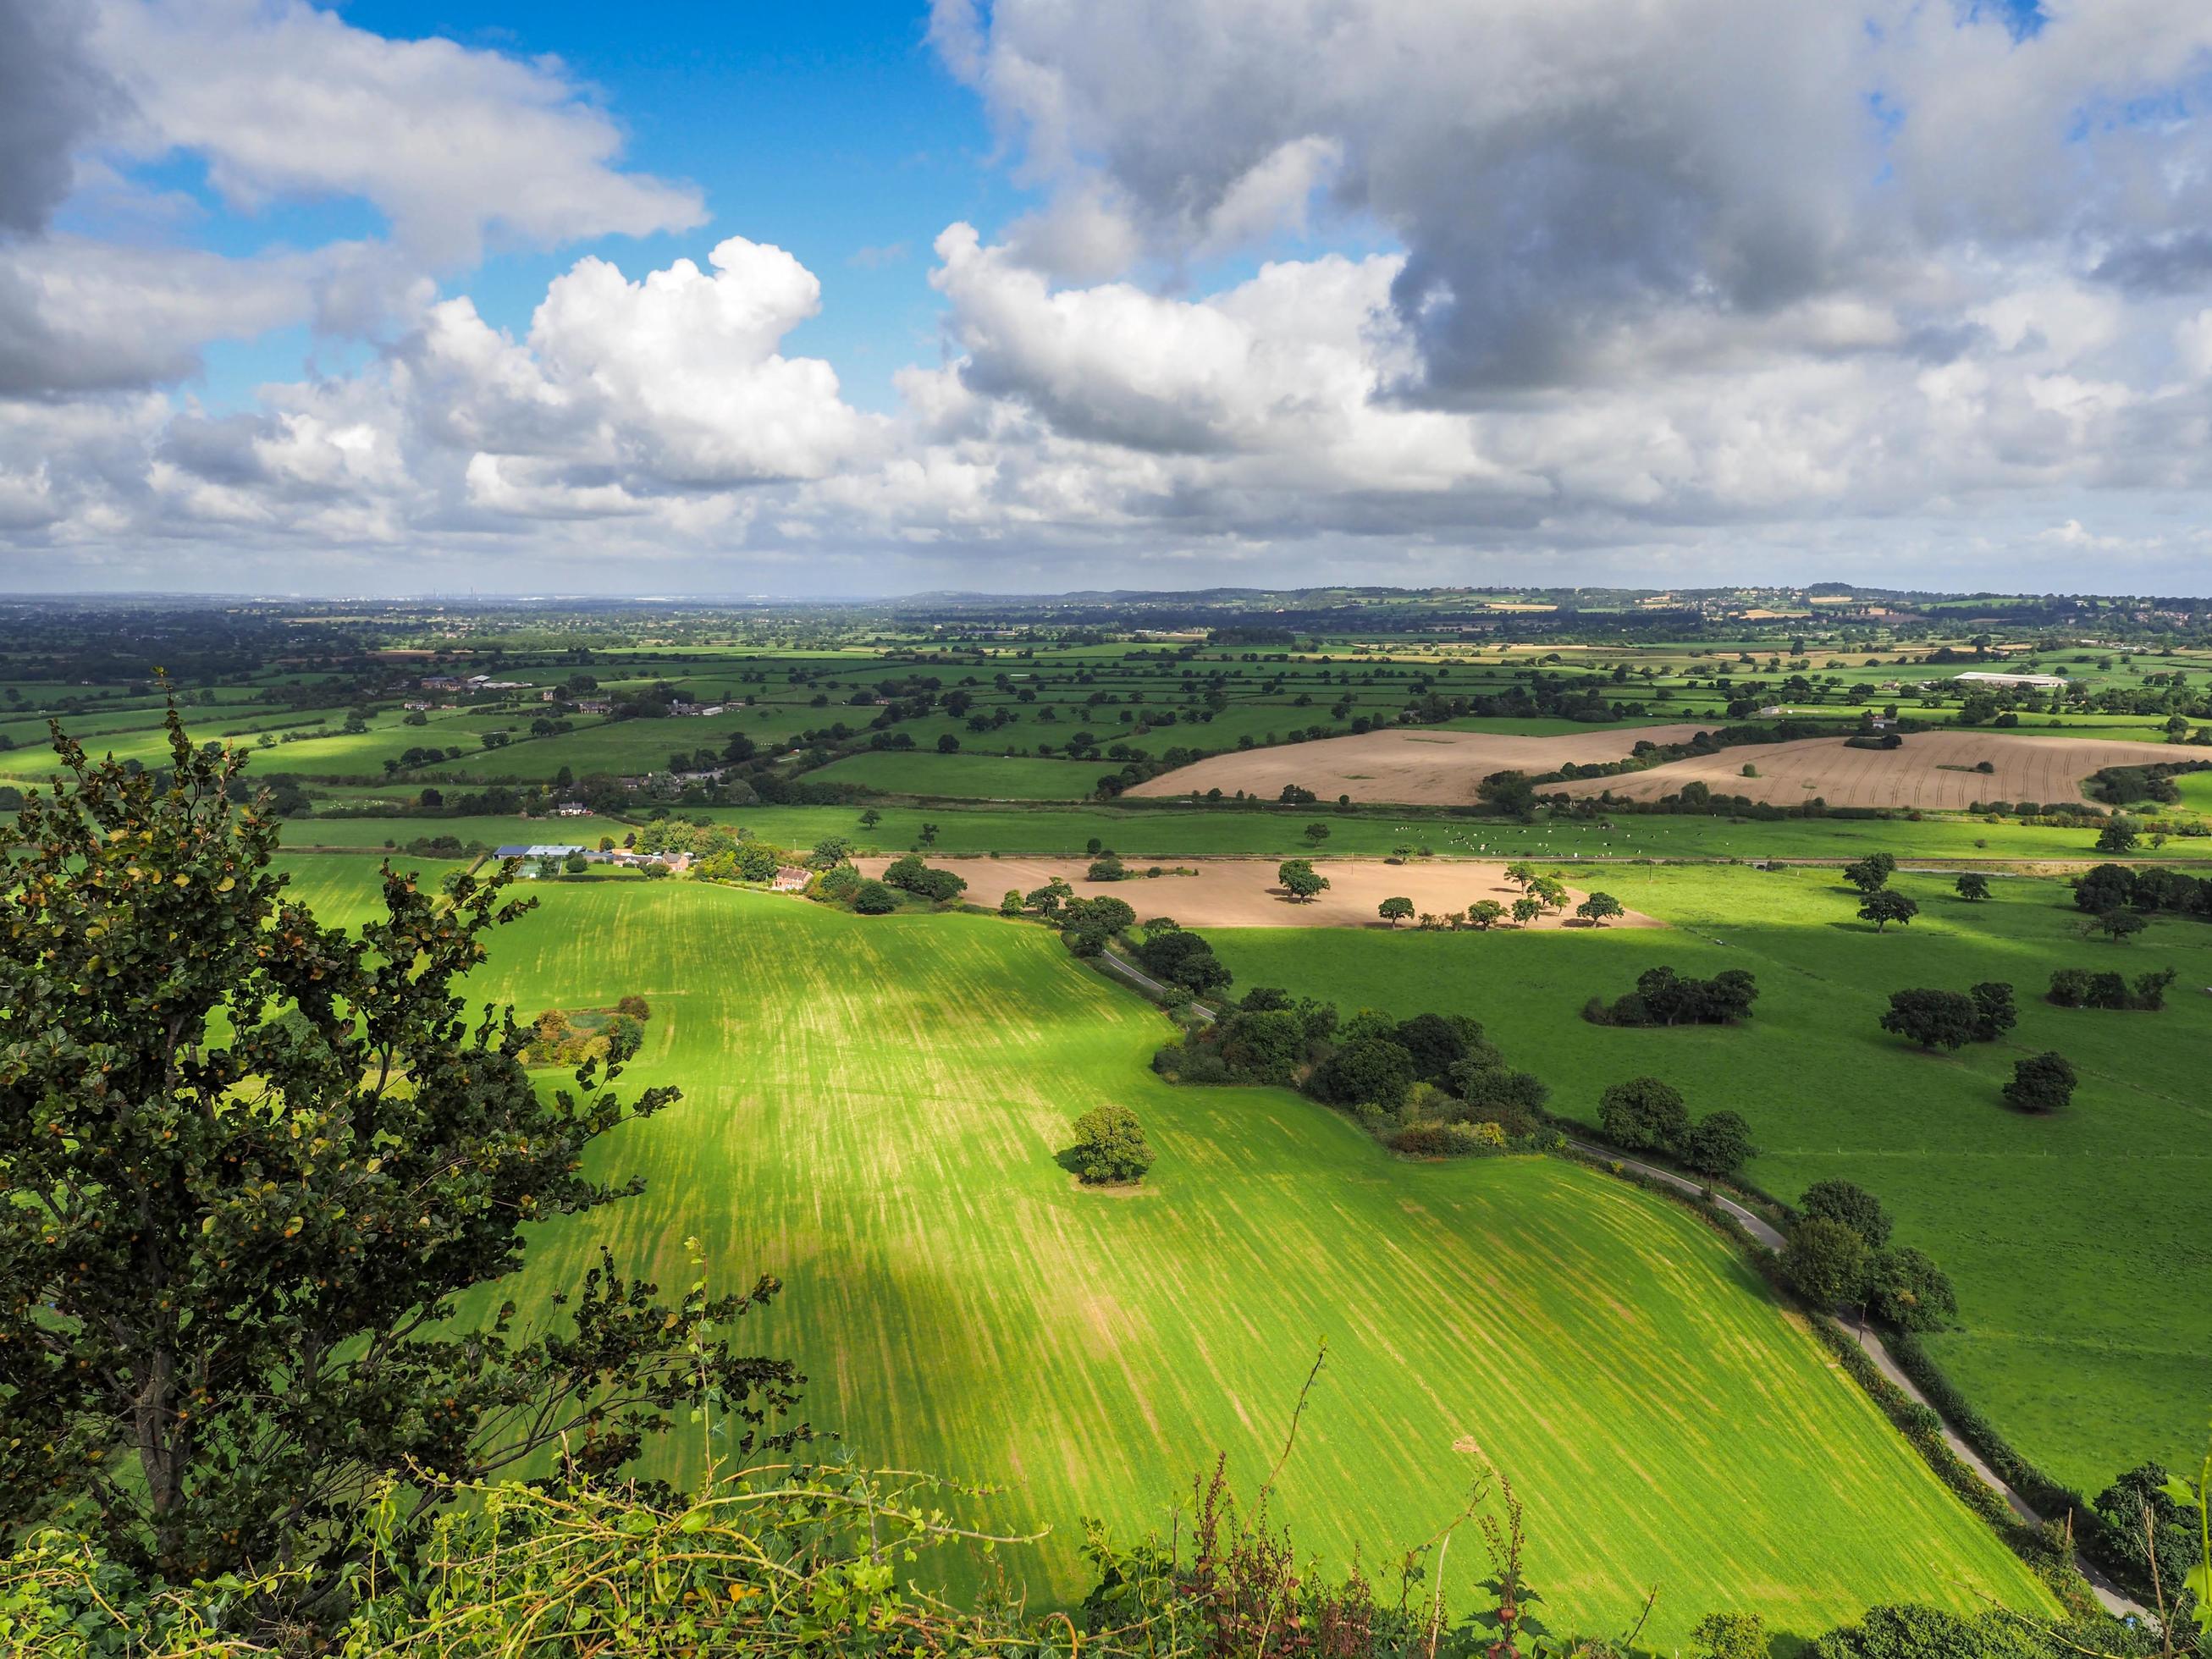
2160 1476 2202 1509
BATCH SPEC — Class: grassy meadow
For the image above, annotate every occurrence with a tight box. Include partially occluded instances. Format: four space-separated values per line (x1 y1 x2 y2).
1208 864 2212 1498
279 856 2053 1645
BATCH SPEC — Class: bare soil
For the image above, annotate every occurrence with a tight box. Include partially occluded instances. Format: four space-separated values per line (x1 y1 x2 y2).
1124 724 1715 805
859 855 1663 930
1552 730 2155 812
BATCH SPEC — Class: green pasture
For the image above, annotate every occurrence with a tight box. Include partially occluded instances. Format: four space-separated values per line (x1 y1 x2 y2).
264 870 2044 1645
1208 864 2212 1496
803 750 1112 799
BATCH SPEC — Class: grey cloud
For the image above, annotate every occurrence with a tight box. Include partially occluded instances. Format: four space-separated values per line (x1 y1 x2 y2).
0 0 122 236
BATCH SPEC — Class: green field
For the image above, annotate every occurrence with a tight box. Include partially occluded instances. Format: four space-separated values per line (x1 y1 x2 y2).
803 749 1111 799
1207 864 2212 1497
274 861 2053 1645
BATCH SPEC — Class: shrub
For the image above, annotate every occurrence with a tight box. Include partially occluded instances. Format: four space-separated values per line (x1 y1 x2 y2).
851 879 899 914
1585 966 1757 1026
615 993 651 1021
1596 1076 1688 1153
1067 1105 1155 1183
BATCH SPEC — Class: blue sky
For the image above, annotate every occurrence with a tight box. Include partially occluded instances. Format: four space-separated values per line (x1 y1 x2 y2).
115 1 1025 414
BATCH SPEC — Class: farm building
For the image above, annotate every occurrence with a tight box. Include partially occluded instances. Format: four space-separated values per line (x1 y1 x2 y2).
493 844 606 862
1954 670 2066 689
771 866 811 891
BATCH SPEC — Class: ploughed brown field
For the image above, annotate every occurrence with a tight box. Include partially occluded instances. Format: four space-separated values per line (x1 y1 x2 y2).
1124 724 1713 805
858 855 1662 930
1553 729 2155 811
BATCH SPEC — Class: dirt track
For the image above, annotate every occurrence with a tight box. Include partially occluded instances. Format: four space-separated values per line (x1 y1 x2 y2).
858 856 1662 930
1125 724 1713 805
1553 730 2156 811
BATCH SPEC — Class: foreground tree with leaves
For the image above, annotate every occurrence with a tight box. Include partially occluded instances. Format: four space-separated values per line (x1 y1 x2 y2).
0 714 798 1603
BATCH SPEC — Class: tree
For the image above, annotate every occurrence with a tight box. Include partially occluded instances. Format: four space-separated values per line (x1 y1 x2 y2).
1503 860 1538 891
563 852 589 874
1800 1179 1891 1248
2003 1050 2077 1113
1867 1247 1957 1331
0 714 796 1593
1466 900 1506 930
1066 1105 1155 1184
1858 890 1918 931
1878 988 1978 1050
1783 1217 1872 1309
1024 878 1073 918
1510 896 1543 927
2093 1463 2201 1603
1968 980 2015 1041
936 733 961 753
1954 872 1991 902
999 888 1023 917
1305 822 1331 845
851 879 900 913
1680 1111 1756 1177
1087 854 1127 882
2095 816 2139 854
1132 928 1232 995
858 807 881 830
1312 1039 1417 1111
2095 907 2148 944
1575 891 1625 926
810 835 852 868
1277 858 1328 902
1597 1077 1688 1153
1843 853 1895 893
1378 896 1415 927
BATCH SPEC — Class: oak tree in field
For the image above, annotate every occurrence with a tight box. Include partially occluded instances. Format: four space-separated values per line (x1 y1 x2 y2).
1575 891 1625 927
2093 907 2148 944
1465 899 1506 930
1510 896 1544 927
1782 1217 1872 1309
2003 1050 2077 1113
2094 817 2139 855
1968 980 2016 1040
1277 858 1329 902
1799 1179 1891 1248
1067 1105 1155 1184
1858 890 1918 931
1378 896 1415 927
1843 852 1895 894
1954 873 1991 902
1596 1076 1688 1154
0 714 797 1593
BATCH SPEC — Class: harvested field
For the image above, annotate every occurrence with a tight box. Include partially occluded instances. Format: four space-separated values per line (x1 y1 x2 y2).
1553 729 2155 811
1125 724 1713 804
860 855 1662 929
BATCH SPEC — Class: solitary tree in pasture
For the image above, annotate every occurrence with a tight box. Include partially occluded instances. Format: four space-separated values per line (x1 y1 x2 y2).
1066 1105 1156 1184
2094 908 2148 944
1277 858 1329 902
1378 896 1415 927
1597 1076 1689 1153
1954 873 1991 902
2095 817 2139 854
2003 1051 2077 1113
1305 822 1332 845
1575 892 1625 927
1858 890 1919 931
1843 855 1895 894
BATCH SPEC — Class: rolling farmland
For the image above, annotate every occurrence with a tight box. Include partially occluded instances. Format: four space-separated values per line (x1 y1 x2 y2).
287 865 2064 1646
